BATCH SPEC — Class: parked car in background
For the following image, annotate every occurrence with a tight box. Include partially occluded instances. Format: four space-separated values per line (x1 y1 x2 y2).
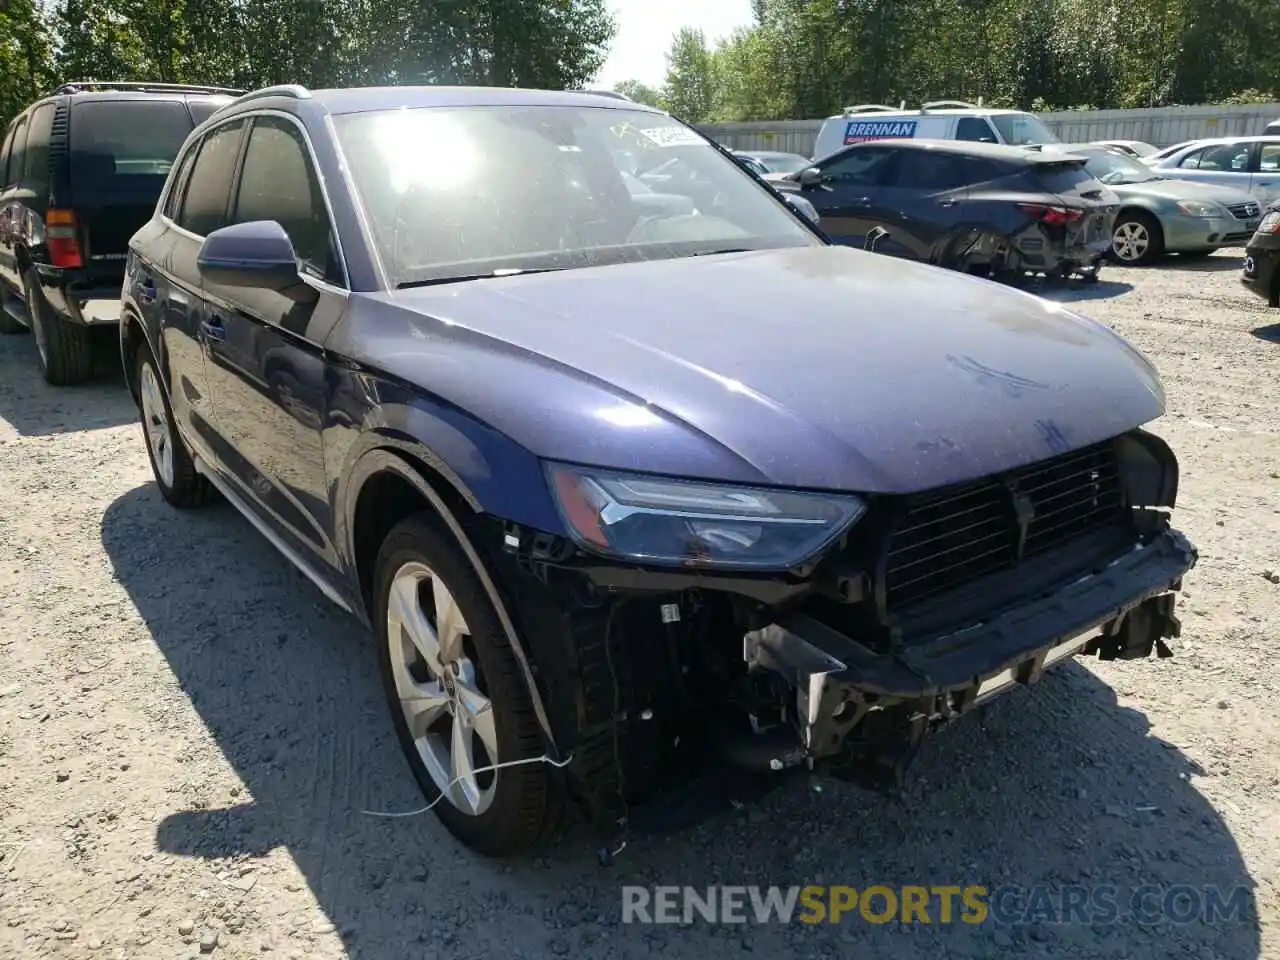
1093 139 1159 158
1042 143 1261 264
732 153 770 176
1146 136 1280 206
771 139 1116 281
124 84 1195 859
812 100 1059 161
732 149 811 175
0 81 240 384
1241 208 1280 304
1140 140 1201 166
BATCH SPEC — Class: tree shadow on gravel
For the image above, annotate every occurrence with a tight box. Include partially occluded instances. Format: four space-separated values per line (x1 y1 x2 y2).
0 328 132 437
101 484 1261 960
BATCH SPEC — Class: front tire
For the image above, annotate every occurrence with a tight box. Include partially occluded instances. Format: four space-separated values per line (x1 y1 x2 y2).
135 345 211 508
374 514 558 857
1110 211 1164 265
24 268 94 385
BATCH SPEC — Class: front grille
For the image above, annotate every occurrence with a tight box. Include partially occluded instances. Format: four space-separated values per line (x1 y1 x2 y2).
883 441 1125 610
1228 202 1260 220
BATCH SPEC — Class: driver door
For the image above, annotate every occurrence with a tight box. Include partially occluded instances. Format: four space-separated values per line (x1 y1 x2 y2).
200 114 348 573
801 145 899 247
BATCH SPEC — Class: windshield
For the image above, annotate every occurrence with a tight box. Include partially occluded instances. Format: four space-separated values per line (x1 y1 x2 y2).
1081 149 1156 185
331 106 820 287
989 112 1058 146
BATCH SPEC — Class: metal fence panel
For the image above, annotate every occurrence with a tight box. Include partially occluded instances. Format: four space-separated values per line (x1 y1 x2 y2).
699 103 1280 157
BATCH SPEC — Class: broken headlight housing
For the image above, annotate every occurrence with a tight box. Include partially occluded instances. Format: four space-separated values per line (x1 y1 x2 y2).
546 463 866 570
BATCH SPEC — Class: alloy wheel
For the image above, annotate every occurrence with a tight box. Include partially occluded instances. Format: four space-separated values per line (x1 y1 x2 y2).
386 561 498 816
1112 221 1150 262
139 363 175 489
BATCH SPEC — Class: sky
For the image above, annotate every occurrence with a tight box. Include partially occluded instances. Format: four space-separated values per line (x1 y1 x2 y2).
593 0 756 90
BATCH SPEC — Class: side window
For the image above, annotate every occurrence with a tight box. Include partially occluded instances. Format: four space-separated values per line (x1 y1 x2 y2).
163 142 200 220
6 118 28 189
955 117 997 143
1259 143 1280 172
893 151 967 190
820 147 897 186
1178 142 1247 171
231 116 337 283
23 104 55 194
176 119 245 236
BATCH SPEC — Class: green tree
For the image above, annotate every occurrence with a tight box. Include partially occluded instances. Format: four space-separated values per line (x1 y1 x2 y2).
613 78 663 107
0 0 54 126
663 26 715 121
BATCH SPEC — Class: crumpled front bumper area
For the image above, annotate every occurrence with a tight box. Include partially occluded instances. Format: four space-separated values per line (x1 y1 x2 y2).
744 528 1197 764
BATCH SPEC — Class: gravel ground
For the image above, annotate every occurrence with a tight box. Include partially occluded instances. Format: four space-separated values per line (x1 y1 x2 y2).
1 252 1278 960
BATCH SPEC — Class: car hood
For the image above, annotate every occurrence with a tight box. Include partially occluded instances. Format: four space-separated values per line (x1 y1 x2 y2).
1110 177 1258 206
383 246 1165 494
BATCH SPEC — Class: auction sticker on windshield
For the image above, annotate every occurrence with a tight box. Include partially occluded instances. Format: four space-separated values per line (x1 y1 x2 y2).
638 125 707 148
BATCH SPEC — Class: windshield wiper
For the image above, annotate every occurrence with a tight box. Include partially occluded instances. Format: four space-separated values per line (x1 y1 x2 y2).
690 247 755 257
396 267 569 289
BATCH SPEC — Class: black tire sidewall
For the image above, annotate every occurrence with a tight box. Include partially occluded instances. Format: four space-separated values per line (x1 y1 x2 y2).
134 344 204 507
372 515 551 856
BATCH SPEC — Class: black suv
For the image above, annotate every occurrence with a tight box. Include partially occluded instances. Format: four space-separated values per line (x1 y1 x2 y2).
0 81 240 384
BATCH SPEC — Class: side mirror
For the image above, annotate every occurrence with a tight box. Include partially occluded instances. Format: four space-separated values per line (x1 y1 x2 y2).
865 225 890 253
197 220 304 293
784 193 821 225
798 167 823 188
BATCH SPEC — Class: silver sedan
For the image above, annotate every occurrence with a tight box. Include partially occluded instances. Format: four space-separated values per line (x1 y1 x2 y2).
1047 144 1262 264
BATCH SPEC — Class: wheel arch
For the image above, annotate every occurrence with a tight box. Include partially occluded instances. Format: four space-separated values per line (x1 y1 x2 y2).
1114 204 1164 237
118 306 150 403
342 446 562 757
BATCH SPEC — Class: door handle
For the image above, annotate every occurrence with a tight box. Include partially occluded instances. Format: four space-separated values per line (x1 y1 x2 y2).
938 198 958 207
200 316 226 343
848 196 871 207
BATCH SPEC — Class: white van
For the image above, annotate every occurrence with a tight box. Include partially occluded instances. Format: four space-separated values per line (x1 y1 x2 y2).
811 100 1060 161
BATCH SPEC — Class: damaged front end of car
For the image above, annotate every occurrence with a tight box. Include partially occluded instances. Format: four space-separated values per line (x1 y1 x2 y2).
492 428 1196 848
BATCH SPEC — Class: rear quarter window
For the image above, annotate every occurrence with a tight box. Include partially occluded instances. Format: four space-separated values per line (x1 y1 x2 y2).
70 100 195 185
22 104 55 194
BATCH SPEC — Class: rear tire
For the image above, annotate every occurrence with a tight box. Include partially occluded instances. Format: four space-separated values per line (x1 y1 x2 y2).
374 514 560 857
24 268 94 385
135 344 211 509
1110 211 1164 265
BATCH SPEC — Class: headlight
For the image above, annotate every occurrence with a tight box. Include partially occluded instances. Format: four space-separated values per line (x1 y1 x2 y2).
1257 211 1280 234
1175 199 1221 217
546 463 866 570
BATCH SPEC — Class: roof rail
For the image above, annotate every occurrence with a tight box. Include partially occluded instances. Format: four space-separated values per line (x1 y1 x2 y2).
584 89 633 101
233 84 312 104
920 99 983 113
842 103 902 116
52 80 244 96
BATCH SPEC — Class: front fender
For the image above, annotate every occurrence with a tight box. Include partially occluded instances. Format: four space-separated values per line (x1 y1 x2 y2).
327 372 565 533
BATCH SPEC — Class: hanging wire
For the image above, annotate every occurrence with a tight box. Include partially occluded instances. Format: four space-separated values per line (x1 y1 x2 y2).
361 753 575 818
